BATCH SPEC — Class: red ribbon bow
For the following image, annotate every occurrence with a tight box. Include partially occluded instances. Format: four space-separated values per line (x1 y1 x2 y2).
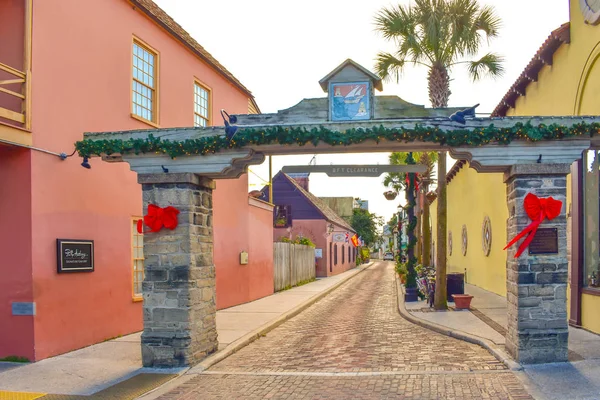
504 193 562 258
137 204 180 233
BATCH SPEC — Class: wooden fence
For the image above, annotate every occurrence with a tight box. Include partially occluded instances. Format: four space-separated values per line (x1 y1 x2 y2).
273 242 316 291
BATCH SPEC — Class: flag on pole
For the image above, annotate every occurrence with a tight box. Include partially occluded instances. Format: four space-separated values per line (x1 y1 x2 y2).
351 234 359 247
345 232 349 243
358 236 364 246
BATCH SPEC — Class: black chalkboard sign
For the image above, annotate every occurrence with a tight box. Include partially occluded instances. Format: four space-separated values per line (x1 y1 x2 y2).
57 239 94 273
528 228 558 255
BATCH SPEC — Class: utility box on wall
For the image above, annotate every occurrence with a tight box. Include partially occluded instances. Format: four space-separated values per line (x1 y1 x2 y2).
240 251 249 265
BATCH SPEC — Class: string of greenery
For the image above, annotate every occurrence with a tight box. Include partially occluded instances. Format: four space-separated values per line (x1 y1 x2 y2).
405 153 418 290
75 122 600 159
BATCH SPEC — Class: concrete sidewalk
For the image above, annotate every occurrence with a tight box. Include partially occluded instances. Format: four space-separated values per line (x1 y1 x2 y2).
0 263 371 397
401 282 600 400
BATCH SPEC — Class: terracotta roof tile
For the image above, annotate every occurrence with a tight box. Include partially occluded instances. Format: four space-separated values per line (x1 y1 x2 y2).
130 0 254 99
491 23 570 117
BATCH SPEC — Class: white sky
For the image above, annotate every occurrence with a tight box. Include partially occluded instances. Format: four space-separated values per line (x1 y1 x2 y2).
155 0 568 223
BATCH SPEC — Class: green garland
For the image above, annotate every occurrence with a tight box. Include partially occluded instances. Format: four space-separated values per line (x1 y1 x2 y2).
74 122 600 159
405 153 418 290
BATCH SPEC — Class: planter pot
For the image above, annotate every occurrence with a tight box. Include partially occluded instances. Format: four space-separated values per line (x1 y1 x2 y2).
405 287 418 302
383 191 397 200
452 294 474 310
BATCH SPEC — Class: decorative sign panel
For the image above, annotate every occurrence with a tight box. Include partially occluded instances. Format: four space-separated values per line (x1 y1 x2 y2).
462 225 468 256
315 248 323 258
57 239 94 273
332 233 346 243
528 228 559 255
482 216 492 257
330 82 371 121
12 302 36 316
282 164 427 177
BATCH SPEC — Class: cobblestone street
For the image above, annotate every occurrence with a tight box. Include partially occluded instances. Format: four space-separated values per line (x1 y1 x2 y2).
158 262 533 399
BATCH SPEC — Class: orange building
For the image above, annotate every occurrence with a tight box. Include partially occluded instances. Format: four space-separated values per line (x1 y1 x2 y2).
0 0 272 361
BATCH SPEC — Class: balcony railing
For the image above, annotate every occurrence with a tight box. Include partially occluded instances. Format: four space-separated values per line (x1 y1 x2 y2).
0 61 28 128
0 0 32 146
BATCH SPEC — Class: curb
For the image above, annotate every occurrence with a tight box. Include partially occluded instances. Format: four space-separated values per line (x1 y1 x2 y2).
137 262 375 399
394 274 523 371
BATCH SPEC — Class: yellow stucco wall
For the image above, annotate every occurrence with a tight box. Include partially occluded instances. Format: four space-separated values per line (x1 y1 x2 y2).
431 163 508 296
505 0 600 334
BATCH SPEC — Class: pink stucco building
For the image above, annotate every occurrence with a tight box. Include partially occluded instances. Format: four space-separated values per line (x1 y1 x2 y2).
265 173 357 277
0 0 272 361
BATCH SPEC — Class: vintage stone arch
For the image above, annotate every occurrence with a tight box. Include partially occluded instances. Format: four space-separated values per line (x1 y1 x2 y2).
79 60 600 367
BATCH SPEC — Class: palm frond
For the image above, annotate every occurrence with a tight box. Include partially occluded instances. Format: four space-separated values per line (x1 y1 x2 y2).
467 52 504 81
475 5 501 39
374 53 407 82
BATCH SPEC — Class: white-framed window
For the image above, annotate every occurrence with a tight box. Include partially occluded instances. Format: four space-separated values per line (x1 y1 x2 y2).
194 81 210 127
132 39 158 124
132 218 144 300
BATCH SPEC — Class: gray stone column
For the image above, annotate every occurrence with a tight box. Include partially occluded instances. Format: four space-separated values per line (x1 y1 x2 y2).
139 173 217 368
504 164 570 364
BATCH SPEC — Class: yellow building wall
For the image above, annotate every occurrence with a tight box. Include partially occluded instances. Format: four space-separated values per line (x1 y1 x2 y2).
431 163 508 296
505 0 600 333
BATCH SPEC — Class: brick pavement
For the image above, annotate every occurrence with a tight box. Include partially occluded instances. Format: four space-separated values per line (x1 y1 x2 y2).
157 262 533 399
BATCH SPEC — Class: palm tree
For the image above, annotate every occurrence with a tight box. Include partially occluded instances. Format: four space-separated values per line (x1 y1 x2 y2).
374 0 503 108
375 0 503 310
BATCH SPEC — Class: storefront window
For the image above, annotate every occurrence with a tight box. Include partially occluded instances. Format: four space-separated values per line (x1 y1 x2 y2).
584 150 600 288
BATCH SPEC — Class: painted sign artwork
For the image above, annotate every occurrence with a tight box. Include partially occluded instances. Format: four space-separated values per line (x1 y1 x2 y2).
330 82 370 121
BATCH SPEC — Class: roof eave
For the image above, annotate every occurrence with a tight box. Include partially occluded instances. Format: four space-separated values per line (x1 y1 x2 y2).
491 22 570 117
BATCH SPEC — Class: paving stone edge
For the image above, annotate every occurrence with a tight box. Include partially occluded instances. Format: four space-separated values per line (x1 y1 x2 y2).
137 262 374 399
394 274 523 372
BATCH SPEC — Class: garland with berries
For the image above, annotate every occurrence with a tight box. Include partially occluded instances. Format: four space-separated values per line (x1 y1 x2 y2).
75 121 600 159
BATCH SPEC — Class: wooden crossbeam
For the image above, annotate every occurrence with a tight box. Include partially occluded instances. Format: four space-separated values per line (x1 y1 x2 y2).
0 63 25 79
0 79 25 85
0 107 25 123
0 86 25 99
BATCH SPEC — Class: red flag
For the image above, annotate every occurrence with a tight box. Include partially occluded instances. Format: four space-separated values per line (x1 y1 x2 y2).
351 234 359 247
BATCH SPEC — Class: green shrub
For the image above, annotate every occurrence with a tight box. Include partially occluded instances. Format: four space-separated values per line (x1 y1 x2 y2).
0 355 29 363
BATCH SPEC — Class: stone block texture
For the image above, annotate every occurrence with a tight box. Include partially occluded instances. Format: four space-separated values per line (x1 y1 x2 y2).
505 168 569 364
140 174 217 368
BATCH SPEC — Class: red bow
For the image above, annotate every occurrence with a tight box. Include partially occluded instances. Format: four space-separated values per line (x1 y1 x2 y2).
137 204 180 233
504 193 562 258
405 173 420 192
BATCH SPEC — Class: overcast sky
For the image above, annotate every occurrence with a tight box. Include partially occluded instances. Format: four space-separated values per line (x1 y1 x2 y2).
156 0 568 223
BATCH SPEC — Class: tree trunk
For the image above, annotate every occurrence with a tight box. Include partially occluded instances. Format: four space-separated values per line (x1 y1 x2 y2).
422 180 431 266
434 152 447 310
415 205 422 264
428 64 451 108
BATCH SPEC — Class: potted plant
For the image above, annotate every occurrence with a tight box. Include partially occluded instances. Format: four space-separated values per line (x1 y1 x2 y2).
452 294 474 310
383 191 397 200
275 217 287 228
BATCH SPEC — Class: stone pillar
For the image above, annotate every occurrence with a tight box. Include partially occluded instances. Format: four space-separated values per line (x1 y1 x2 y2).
504 164 570 364
139 173 217 368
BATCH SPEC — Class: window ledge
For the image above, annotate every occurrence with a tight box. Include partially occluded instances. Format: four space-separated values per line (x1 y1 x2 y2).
132 296 143 303
582 287 600 297
131 114 160 129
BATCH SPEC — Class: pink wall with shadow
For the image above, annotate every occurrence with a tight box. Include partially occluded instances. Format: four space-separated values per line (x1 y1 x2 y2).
0 147 33 360
213 180 274 310
0 0 262 360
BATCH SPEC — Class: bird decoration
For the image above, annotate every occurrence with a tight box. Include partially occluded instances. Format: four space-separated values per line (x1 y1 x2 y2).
449 103 480 124
220 109 239 141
